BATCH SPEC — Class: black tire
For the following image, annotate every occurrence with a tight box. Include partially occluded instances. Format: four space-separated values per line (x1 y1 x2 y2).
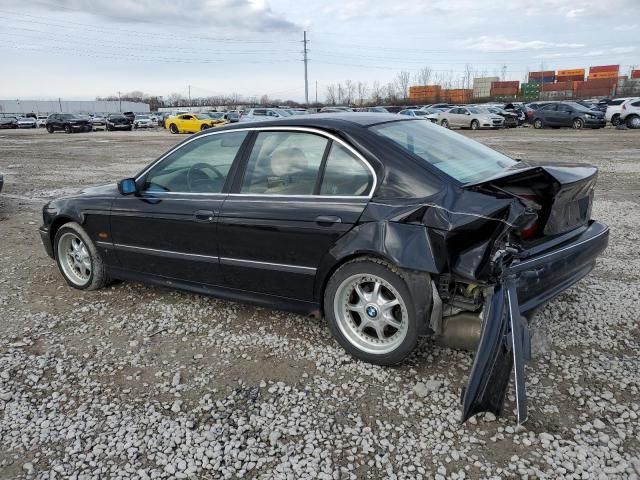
46 125 54 134
611 114 621 127
572 118 584 130
626 115 640 129
169 124 179 134
134 124 138 129
440 119 449 128
64 124 72 134
324 257 422 366
470 120 479 130
533 119 544 129
53 222 108 291
200 124 210 131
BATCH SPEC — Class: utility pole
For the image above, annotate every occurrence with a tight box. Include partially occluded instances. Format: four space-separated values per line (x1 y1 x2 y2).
58 97 62 112
303 31 309 105
315 80 318 105
117 91 122 112
188 85 191 106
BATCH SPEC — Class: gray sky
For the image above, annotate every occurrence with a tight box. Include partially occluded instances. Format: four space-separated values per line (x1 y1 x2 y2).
1 0 638 102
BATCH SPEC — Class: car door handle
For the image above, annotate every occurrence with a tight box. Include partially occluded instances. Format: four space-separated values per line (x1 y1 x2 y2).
315 215 342 225
194 210 216 222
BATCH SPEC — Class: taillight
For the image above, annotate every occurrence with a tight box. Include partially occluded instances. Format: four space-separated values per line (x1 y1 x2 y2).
519 219 539 240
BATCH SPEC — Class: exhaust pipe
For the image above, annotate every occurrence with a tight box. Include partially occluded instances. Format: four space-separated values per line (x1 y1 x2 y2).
438 312 482 351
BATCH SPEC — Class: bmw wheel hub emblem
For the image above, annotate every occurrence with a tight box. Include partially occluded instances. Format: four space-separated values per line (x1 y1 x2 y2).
366 305 378 318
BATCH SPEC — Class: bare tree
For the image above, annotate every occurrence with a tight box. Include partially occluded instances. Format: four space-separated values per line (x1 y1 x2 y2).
414 66 432 86
337 83 344 104
325 84 337 105
463 64 475 90
385 82 398 103
344 80 356 105
395 71 411 101
370 81 382 104
259 94 270 105
356 81 369 106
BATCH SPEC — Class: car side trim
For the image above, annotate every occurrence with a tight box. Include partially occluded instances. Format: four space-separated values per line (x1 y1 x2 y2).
220 257 317 275
134 126 378 199
96 241 317 274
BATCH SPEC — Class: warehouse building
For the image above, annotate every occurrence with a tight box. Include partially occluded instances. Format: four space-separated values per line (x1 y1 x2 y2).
0 100 150 115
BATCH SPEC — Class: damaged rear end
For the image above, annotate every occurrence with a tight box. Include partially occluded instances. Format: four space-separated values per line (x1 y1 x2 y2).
425 164 609 423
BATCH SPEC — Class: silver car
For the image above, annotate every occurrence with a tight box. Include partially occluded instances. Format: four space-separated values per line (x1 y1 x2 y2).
239 108 292 122
17 117 38 129
398 109 439 123
438 106 504 130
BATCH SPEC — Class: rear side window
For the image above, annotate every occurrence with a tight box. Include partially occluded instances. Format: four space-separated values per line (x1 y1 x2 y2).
631 101 640 107
320 143 372 196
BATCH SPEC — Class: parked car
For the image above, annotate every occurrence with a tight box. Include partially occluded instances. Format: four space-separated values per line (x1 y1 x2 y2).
319 106 353 113
605 97 640 126
239 108 292 122
133 115 155 129
38 113 609 424
166 113 226 133
157 112 173 128
619 98 640 128
483 107 519 128
36 115 48 128
46 113 92 133
224 110 242 123
531 101 606 129
503 103 526 125
363 107 389 113
0 116 18 129
122 112 136 122
523 102 550 122
398 109 438 123
91 115 106 131
17 117 38 128
426 103 453 110
205 112 228 121
106 114 133 131
439 106 504 129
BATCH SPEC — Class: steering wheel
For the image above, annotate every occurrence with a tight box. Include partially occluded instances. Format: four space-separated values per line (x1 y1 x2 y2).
186 162 225 192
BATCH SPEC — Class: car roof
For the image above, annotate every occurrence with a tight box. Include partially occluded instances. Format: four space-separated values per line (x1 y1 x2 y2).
226 112 409 130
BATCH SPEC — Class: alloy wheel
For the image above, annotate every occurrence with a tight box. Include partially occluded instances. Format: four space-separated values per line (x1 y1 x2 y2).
333 274 408 355
58 232 92 287
628 115 640 129
573 118 584 129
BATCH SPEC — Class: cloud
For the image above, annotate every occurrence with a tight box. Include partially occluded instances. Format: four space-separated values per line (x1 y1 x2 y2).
566 8 585 18
31 0 300 32
463 35 585 52
614 24 638 31
509 0 640 18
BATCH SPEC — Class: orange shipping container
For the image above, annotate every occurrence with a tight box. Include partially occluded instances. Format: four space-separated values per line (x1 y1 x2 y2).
557 68 585 76
589 71 618 80
631 70 640 79
556 74 584 82
589 65 619 74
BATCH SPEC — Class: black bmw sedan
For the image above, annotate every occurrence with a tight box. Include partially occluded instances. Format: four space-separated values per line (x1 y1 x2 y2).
39 113 608 423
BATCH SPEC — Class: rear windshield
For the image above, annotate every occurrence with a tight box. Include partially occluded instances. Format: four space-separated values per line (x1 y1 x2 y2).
370 120 517 184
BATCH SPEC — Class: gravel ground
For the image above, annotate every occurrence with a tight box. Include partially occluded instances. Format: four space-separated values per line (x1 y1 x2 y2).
0 127 639 479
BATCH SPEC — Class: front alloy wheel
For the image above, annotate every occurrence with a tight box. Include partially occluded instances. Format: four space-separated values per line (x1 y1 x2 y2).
440 119 449 128
54 222 108 290
533 119 543 129
470 120 479 130
573 118 584 129
324 258 421 365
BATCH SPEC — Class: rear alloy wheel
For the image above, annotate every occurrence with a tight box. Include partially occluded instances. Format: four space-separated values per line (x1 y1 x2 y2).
440 119 449 128
470 120 479 130
169 124 179 134
54 222 107 290
533 119 544 129
46 125 54 133
626 115 640 129
64 124 72 134
611 114 621 127
572 118 584 130
324 258 421 365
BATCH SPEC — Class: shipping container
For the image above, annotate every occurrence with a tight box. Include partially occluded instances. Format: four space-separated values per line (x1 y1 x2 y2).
616 79 640 96
541 81 572 92
557 68 585 77
579 78 617 89
491 81 519 88
540 90 573 100
589 65 620 74
589 71 618 80
528 76 556 85
528 70 555 79
632 70 640 79
473 76 499 85
573 88 613 98
556 74 585 83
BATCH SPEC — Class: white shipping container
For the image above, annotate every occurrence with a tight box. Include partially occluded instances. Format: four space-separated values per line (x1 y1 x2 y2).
473 76 499 86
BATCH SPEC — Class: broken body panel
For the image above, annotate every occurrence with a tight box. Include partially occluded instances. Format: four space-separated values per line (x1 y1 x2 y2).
354 163 609 422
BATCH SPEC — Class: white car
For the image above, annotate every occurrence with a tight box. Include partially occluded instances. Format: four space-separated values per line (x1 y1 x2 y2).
36 115 48 128
133 115 155 129
605 97 639 126
17 117 38 128
438 106 504 130
398 109 439 123
620 98 640 129
239 108 292 122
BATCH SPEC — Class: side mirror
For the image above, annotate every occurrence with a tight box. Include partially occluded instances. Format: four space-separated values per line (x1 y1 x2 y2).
118 178 138 195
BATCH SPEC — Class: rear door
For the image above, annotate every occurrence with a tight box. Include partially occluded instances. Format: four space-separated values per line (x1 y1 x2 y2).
108 130 250 286
556 103 573 126
218 128 375 301
540 103 558 125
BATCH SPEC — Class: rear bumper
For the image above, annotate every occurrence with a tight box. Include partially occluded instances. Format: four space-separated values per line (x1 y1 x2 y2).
510 220 609 313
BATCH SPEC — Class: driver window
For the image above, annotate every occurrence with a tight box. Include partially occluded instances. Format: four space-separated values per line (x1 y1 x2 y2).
240 131 328 195
143 131 248 194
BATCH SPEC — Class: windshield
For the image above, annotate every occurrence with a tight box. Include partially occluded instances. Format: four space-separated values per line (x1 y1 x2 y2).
136 115 149 120
467 108 484 114
195 114 210 120
208 112 224 118
61 114 76 119
566 102 593 113
370 120 518 184
412 110 429 116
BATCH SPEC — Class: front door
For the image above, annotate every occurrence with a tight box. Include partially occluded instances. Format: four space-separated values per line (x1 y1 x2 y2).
109 130 250 286
218 129 374 301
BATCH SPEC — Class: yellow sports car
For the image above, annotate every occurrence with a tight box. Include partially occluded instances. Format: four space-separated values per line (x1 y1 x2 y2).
165 113 227 134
